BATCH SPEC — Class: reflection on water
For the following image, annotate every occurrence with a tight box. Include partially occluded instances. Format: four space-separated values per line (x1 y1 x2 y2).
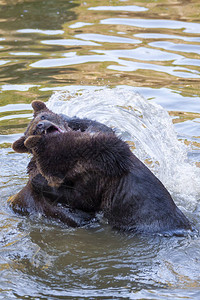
0 0 78 30
135 33 200 43
101 18 200 33
74 33 141 44
17 29 64 35
149 41 200 54
0 0 200 298
88 5 148 12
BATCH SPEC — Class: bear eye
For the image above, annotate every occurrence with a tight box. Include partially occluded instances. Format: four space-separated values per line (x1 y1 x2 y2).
41 115 46 120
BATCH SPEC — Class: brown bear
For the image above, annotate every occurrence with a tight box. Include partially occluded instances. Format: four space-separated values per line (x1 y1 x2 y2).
10 100 192 234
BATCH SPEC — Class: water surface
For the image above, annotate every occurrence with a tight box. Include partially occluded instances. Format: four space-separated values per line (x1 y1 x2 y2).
0 0 200 299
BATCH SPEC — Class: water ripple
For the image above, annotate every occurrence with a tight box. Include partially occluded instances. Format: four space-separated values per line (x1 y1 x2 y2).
17 29 64 35
41 39 100 46
135 33 200 43
93 48 182 61
150 41 200 54
101 18 200 34
75 33 141 44
88 5 148 12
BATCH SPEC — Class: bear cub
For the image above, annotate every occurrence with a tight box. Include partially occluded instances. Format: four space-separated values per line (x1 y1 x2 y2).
10 100 192 234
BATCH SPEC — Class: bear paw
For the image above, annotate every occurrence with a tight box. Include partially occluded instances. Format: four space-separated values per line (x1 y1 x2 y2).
24 135 41 149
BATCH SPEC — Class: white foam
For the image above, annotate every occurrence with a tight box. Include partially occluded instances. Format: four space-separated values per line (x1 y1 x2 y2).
47 88 200 211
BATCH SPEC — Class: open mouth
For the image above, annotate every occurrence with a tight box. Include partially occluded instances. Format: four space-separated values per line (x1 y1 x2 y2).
35 121 66 135
45 125 64 135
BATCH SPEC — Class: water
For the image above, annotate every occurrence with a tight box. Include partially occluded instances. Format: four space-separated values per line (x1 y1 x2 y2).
0 0 200 299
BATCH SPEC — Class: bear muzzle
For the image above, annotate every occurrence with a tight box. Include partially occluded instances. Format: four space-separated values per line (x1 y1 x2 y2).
35 120 65 135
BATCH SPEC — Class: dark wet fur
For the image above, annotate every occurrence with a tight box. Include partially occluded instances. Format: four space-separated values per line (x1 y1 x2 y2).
10 100 192 234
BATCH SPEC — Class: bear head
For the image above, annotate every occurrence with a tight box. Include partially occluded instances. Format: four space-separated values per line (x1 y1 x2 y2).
12 100 70 153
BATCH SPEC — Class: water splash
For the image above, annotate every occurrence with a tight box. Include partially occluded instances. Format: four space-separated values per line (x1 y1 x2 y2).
47 88 200 211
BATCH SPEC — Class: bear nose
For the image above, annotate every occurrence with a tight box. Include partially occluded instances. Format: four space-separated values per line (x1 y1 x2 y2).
37 122 44 129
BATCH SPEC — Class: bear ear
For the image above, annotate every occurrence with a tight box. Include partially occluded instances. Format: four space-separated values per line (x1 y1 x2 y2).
31 100 49 115
12 136 28 153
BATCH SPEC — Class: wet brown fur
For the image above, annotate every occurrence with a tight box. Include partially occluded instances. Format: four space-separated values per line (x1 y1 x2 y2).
10 100 192 234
